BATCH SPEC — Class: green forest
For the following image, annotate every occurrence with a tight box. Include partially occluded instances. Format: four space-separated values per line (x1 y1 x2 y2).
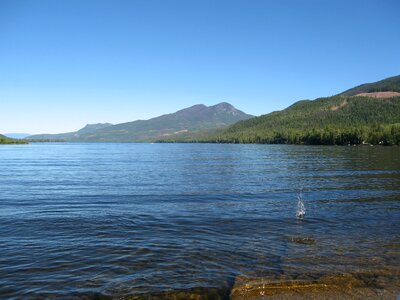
159 95 400 146
0 134 28 144
340 75 400 96
205 96 400 145
199 96 400 145
159 75 400 146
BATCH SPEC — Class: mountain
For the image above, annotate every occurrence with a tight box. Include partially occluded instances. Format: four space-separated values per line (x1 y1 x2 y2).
28 123 113 141
196 75 400 145
28 103 252 142
339 75 400 96
0 134 28 144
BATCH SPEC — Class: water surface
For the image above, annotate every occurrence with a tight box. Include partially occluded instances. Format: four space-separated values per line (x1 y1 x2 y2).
0 143 399 298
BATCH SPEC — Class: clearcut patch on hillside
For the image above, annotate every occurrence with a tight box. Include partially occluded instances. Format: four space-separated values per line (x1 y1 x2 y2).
354 91 400 98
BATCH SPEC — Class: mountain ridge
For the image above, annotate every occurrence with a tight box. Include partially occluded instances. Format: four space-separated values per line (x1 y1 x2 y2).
339 75 400 96
28 123 113 141
28 102 253 142
176 75 400 145
26 75 400 145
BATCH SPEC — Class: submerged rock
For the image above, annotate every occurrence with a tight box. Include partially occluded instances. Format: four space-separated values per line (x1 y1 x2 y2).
287 236 316 245
124 287 230 300
230 271 400 299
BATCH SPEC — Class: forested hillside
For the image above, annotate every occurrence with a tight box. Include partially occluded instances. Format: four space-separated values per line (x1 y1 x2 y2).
0 134 28 144
340 75 400 96
204 96 400 145
178 75 400 145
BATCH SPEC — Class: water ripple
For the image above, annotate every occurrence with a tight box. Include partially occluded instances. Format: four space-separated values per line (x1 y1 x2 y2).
0 143 399 298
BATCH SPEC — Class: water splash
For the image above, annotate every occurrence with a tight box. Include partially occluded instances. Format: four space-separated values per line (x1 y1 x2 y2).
296 190 306 219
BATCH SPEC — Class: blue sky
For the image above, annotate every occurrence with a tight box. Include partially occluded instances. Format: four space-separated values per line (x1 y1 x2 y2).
1 0 399 134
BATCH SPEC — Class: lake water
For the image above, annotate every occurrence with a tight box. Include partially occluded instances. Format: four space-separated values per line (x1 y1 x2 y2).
0 143 399 298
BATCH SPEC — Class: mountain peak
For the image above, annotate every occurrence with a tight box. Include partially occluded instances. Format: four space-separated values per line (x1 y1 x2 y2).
209 102 250 118
214 101 234 107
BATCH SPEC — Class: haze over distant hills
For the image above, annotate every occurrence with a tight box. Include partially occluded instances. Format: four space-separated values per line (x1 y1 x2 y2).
4 133 31 139
28 123 113 141
28 102 252 142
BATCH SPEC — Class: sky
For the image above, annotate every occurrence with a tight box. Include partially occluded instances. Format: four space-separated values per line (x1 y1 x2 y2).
1 0 399 134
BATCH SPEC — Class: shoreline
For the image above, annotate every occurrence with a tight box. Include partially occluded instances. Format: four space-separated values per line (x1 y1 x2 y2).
230 270 400 300
27 269 398 299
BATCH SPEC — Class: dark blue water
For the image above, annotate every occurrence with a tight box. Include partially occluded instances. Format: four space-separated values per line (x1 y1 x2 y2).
0 143 399 298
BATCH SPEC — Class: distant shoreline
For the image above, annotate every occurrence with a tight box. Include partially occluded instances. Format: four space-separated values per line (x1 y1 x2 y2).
19 140 400 146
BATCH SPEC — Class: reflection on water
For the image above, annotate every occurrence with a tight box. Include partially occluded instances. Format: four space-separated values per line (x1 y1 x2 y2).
0 144 399 298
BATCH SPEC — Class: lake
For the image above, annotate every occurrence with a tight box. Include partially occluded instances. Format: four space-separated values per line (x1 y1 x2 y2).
0 143 399 298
